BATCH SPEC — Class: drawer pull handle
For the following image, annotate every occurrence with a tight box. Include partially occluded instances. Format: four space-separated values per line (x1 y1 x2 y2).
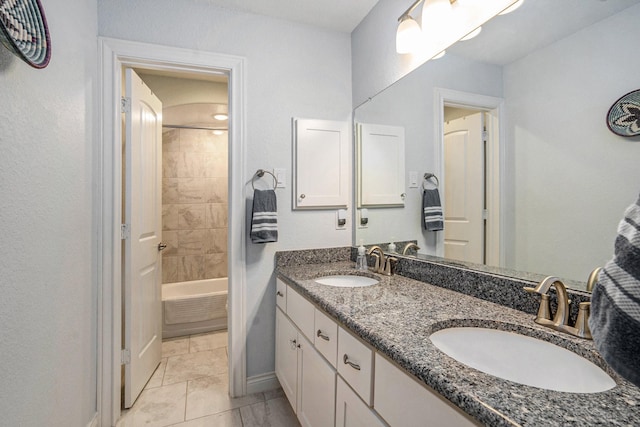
343 354 361 371
277 291 284 297
317 330 330 341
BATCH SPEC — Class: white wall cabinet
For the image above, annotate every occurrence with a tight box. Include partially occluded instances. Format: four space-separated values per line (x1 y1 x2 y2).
357 123 405 207
293 118 349 209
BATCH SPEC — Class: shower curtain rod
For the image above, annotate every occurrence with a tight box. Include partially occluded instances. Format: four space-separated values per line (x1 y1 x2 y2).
162 124 228 131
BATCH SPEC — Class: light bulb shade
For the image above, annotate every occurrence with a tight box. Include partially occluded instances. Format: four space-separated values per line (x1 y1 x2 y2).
396 16 422 54
421 0 453 36
499 0 524 15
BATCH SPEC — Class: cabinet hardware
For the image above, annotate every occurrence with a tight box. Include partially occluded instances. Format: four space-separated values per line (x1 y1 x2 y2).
158 242 167 251
317 330 330 341
343 354 361 371
277 291 284 297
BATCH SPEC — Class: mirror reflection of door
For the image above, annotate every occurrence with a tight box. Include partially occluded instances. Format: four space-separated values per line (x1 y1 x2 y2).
443 111 485 264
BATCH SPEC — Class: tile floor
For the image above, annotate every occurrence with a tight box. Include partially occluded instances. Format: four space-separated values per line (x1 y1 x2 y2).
117 330 300 427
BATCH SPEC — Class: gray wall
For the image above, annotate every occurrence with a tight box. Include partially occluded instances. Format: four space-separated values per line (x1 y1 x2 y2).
503 3 640 279
99 0 354 378
0 0 98 425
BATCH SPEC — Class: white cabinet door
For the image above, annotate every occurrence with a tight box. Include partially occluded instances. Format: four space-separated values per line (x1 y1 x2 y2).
298 333 336 427
336 376 386 427
294 118 349 209
357 123 405 207
276 308 299 413
374 353 478 427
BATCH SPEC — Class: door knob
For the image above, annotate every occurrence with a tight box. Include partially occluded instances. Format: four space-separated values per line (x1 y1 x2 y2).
158 242 167 251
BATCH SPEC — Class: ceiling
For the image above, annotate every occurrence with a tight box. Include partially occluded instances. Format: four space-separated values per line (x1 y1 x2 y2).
449 0 640 65
201 0 380 33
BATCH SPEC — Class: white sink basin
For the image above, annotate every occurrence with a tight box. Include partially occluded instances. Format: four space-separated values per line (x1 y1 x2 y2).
430 327 616 393
314 275 378 288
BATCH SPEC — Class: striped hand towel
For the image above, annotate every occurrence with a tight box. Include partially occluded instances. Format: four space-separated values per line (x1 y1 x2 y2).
250 189 278 243
422 189 444 231
589 193 640 387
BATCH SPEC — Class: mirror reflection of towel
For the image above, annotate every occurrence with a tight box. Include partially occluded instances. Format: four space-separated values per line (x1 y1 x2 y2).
422 189 443 231
251 189 278 243
590 193 640 387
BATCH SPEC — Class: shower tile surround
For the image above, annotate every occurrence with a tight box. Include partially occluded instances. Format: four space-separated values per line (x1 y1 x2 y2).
275 247 640 426
162 128 228 283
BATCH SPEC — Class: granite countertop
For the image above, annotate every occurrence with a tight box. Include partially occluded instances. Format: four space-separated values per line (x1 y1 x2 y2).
276 261 640 427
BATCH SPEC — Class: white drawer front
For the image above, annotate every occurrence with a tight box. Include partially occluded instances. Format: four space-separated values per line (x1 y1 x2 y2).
338 327 373 405
314 308 338 368
286 286 315 340
276 278 287 310
374 353 478 427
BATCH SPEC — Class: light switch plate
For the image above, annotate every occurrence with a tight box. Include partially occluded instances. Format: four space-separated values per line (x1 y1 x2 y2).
273 168 286 188
409 171 418 188
358 209 368 229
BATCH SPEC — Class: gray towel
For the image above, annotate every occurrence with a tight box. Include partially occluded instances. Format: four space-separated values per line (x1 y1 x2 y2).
590 193 640 387
251 189 278 243
422 189 443 231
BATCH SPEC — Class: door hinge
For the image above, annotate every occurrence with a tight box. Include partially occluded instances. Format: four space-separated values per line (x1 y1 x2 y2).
121 223 130 240
121 97 131 113
482 130 488 140
121 349 131 365
482 209 488 220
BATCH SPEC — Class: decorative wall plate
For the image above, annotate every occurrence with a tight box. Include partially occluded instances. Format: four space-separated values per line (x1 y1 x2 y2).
607 89 640 137
0 0 51 68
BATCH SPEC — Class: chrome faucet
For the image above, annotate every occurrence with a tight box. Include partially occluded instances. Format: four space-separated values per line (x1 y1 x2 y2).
524 274 596 339
402 242 420 255
367 246 397 276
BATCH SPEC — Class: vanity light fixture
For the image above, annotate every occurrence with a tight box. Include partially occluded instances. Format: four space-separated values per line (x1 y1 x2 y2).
396 0 524 55
498 0 524 15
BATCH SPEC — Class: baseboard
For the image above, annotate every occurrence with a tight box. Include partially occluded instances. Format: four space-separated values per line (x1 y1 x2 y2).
246 371 280 395
86 413 98 427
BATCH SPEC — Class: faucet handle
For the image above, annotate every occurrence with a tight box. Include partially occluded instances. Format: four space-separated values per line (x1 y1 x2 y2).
384 256 398 276
573 301 592 339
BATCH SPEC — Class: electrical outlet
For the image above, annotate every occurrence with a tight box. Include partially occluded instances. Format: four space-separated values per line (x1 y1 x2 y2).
336 209 347 230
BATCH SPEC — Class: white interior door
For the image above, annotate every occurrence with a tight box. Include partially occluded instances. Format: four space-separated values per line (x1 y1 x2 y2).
123 68 163 408
443 112 484 264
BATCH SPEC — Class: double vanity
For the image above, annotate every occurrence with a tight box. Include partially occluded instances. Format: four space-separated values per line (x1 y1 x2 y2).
274 247 640 426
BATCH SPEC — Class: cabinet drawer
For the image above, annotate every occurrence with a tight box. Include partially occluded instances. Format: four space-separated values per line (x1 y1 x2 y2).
276 278 287 310
374 353 478 427
314 308 338 368
286 286 315 340
338 327 373 405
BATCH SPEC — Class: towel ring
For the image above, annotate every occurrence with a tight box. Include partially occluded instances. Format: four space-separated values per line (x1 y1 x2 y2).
251 169 278 190
423 173 439 189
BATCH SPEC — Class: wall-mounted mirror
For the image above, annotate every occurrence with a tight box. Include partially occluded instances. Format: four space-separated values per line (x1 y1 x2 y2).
353 0 640 291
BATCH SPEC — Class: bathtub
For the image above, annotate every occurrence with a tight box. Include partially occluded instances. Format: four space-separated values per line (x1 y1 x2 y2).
162 278 228 339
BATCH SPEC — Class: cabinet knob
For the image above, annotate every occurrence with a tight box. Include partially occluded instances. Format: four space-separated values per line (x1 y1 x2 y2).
276 291 284 297
317 330 330 341
343 354 361 371
290 339 297 350
299 194 306 199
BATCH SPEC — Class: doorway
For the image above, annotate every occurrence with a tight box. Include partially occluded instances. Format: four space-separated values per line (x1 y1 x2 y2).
121 68 231 410
98 38 247 427
434 88 504 267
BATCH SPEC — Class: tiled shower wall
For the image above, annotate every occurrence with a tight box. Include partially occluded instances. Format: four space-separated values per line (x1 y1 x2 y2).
161 128 228 283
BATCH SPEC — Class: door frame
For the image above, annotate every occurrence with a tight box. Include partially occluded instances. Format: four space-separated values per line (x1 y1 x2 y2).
97 37 247 426
434 88 505 266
